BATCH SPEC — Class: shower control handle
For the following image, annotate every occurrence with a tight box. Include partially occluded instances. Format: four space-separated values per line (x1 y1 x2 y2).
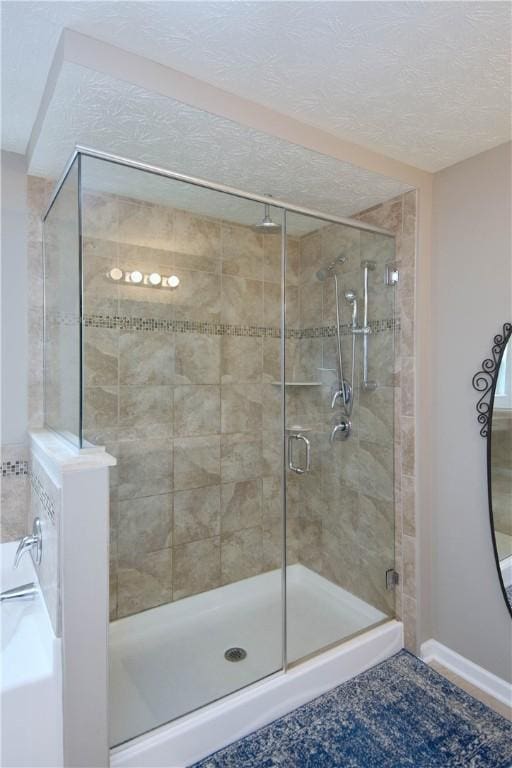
331 380 352 410
288 433 311 475
330 418 352 443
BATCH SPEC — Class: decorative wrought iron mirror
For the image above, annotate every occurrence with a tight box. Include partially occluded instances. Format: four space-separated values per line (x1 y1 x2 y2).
473 322 512 617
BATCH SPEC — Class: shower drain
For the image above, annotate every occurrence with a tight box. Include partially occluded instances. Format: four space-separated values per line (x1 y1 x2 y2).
224 647 247 662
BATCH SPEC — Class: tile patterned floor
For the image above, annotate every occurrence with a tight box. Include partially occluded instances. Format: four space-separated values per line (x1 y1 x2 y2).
193 651 512 768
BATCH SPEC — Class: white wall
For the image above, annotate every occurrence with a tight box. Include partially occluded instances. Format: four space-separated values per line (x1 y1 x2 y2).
1 150 28 446
431 141 512 681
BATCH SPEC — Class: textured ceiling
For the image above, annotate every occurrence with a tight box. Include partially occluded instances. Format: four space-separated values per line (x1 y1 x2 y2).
81 158 321 238
33 62 410 233
2 1 511 171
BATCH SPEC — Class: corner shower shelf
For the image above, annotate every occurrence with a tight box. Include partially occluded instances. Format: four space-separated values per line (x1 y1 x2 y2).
271 381 324 387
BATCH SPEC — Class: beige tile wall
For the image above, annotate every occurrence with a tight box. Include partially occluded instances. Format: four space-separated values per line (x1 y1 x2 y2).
0 177 48 545
44 166 83 443
1 444 29 542
80 193 301 619
0 178 52 544
27 177 51 431
285 221 397 617
356 190 418 650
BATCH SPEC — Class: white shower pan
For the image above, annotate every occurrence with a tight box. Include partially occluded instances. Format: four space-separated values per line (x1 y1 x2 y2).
110 564 403 767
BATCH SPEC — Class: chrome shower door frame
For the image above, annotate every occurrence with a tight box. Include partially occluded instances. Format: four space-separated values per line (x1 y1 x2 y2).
42 146 397 742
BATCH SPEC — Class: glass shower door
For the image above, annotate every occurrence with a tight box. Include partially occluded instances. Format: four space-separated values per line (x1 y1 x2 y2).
43 157 81 446
284 212 396 665
79 155 286 744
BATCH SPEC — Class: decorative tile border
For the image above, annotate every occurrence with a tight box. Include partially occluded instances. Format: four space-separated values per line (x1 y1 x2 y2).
301 318 399 338
2 460 29 477
48 312 399 339
29 468 56 524
83 314 284 338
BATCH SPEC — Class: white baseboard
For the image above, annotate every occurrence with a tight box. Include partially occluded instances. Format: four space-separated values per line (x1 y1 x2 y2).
420 639 512 709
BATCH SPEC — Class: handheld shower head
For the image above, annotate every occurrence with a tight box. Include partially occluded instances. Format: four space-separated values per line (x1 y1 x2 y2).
345 290 358 328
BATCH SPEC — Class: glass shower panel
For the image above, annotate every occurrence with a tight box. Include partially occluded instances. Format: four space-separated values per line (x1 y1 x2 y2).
43 158 81 446
79 156 285 745
284 212 396 665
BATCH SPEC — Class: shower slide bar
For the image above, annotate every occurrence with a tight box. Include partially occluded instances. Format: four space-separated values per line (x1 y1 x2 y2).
361 260 377 391
42 145 394 238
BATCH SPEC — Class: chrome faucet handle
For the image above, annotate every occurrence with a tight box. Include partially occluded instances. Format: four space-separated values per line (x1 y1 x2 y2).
330 418 352 443
14 518 42 569
331 380 352 410
331 389 344 409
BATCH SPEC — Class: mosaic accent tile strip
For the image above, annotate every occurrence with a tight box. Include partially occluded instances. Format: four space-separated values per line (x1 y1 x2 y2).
2 460 29 477
29 469 56 524
301 318 399 338
83 315 285 338
48 311 399 338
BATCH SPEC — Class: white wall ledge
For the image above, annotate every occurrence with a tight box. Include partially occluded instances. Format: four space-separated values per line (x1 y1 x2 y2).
29 428 111 766
29 429 116 477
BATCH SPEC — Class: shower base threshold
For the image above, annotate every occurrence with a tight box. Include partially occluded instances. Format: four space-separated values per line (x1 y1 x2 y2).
110 565 402 766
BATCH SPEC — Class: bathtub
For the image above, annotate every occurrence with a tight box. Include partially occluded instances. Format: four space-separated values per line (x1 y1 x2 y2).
1 541 62 768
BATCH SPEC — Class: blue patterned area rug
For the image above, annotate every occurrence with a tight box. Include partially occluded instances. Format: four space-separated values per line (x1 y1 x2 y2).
192 651 512 768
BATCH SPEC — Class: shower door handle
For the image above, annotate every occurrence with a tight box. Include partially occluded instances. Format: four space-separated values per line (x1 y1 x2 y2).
287 433 311 475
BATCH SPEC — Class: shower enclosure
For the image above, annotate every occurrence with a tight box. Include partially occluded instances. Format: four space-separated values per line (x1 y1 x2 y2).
43 148 397 749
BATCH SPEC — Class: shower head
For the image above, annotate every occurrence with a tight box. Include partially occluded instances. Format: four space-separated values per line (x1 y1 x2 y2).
251 202 282 235
315 254 346 281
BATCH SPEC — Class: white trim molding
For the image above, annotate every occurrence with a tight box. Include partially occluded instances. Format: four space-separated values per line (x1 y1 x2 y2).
420 639 512 709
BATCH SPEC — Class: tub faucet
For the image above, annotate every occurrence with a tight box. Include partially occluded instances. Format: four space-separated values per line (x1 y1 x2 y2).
0 582 37 602
14 518 42 568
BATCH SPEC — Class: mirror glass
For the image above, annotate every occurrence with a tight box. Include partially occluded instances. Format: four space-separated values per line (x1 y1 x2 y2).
490 335 512 613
